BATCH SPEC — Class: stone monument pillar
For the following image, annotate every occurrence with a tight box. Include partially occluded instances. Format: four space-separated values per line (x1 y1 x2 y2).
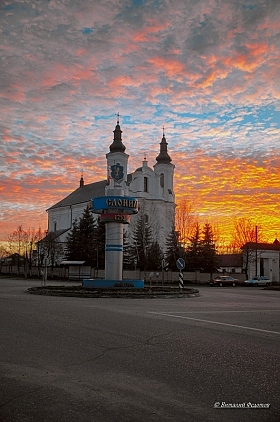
88 118 142 289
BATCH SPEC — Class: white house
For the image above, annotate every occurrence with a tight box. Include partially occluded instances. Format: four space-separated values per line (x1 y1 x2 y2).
46 119 175 260
241 240 280 282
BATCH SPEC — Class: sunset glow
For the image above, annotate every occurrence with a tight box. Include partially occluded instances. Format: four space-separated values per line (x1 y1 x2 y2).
0 0 279 246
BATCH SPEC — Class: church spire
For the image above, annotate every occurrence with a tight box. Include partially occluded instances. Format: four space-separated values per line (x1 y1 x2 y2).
156 127 172 164
80 172 84 187
109 113 126 153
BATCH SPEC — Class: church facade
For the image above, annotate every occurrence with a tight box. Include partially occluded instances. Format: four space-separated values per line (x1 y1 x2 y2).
46 120 176 261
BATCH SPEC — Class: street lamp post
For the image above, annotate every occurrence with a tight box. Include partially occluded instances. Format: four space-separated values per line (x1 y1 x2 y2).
255 226 258 276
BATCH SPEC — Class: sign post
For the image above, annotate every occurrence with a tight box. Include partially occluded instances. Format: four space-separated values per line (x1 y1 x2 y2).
42 258 48 287
176 258 185 289
161 259 165 286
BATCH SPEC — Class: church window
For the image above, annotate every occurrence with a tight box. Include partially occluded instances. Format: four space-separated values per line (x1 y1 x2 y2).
54 221 57 231
144 177 148 192
160 173 164 188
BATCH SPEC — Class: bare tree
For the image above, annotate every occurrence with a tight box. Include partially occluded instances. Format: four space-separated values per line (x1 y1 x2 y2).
38 232 64 278
36 227 47 276
230 218 265 278
7 225 28 274
230 218 264 249
6 226 47 276
175 200 198 248
24 227 45 277
0 245 9 273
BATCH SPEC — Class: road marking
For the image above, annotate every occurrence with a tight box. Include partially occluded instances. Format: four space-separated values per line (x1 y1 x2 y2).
149 312 280 335
150 309 280 314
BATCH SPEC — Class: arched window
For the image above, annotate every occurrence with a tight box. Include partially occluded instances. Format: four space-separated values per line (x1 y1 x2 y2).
160 173 164 188
144 177 148 192
54 221 57 232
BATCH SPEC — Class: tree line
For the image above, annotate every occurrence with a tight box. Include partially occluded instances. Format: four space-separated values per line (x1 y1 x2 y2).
1 202 265 277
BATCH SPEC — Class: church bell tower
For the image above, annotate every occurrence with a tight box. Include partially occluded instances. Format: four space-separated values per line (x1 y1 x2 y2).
105 116 129 197
154 129 175 203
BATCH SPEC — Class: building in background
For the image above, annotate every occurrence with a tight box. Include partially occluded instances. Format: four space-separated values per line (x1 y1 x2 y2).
241 239 280 282
217 254 243 274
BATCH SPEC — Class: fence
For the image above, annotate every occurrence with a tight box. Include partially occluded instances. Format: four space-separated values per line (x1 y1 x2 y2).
0 265 247 284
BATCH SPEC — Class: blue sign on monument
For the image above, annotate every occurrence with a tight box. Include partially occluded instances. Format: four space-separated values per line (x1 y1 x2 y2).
111 163 124 182
92 196 139 214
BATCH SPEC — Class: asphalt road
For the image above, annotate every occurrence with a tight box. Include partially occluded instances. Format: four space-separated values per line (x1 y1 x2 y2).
1 278 280 422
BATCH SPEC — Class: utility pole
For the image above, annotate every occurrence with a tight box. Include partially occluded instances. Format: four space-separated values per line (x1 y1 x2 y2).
255 226 258 276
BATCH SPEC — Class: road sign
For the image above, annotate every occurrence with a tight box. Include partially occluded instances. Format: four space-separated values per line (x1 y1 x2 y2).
176 258 185 270
179 271 184 289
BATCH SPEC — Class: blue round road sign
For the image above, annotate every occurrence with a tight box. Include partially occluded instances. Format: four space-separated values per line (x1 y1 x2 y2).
176 258 185 270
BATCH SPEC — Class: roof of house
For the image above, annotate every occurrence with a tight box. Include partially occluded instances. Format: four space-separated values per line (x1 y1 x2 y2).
241 241 280 251
37 228 70 243
218 254 243 267
47 180 108 211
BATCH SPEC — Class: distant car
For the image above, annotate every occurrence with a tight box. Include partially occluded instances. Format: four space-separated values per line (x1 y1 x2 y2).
209 276 238 287
244 276 271 287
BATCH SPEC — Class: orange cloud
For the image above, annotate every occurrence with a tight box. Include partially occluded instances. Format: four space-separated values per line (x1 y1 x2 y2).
108 75 140 87
221 42 269 73
133 21 169 42
147 56 185 78
41 62 98 90
0 84 26 102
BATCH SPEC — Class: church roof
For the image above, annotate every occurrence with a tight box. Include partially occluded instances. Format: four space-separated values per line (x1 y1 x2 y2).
109 118 126 153
156 132 172 164
47 173 136 211
47 180 108 211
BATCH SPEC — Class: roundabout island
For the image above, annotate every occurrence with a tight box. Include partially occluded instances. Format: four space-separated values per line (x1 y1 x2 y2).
27 285 200 299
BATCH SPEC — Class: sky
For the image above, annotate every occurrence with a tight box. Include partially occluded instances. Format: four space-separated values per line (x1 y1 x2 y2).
0 0 279 246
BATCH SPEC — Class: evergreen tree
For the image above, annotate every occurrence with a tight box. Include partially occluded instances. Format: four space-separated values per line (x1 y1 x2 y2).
146 240 164 271
131 214 153 270
66 206 97 265
95 217 105 270
186 223 202 271
165 228 184 270
65 219 79 260
123 230 131 269
200 223 218 275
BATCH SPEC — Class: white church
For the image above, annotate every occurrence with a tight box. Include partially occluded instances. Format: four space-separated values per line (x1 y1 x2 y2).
46 119 176 260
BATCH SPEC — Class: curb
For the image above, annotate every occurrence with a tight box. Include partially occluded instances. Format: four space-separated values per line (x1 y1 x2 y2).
26 286 200 299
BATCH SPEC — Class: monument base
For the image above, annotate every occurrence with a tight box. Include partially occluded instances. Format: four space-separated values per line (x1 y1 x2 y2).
82 279 144 289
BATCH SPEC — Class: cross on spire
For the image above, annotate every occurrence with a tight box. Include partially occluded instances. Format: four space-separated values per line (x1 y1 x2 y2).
79 169 84 187
116 112 121 124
